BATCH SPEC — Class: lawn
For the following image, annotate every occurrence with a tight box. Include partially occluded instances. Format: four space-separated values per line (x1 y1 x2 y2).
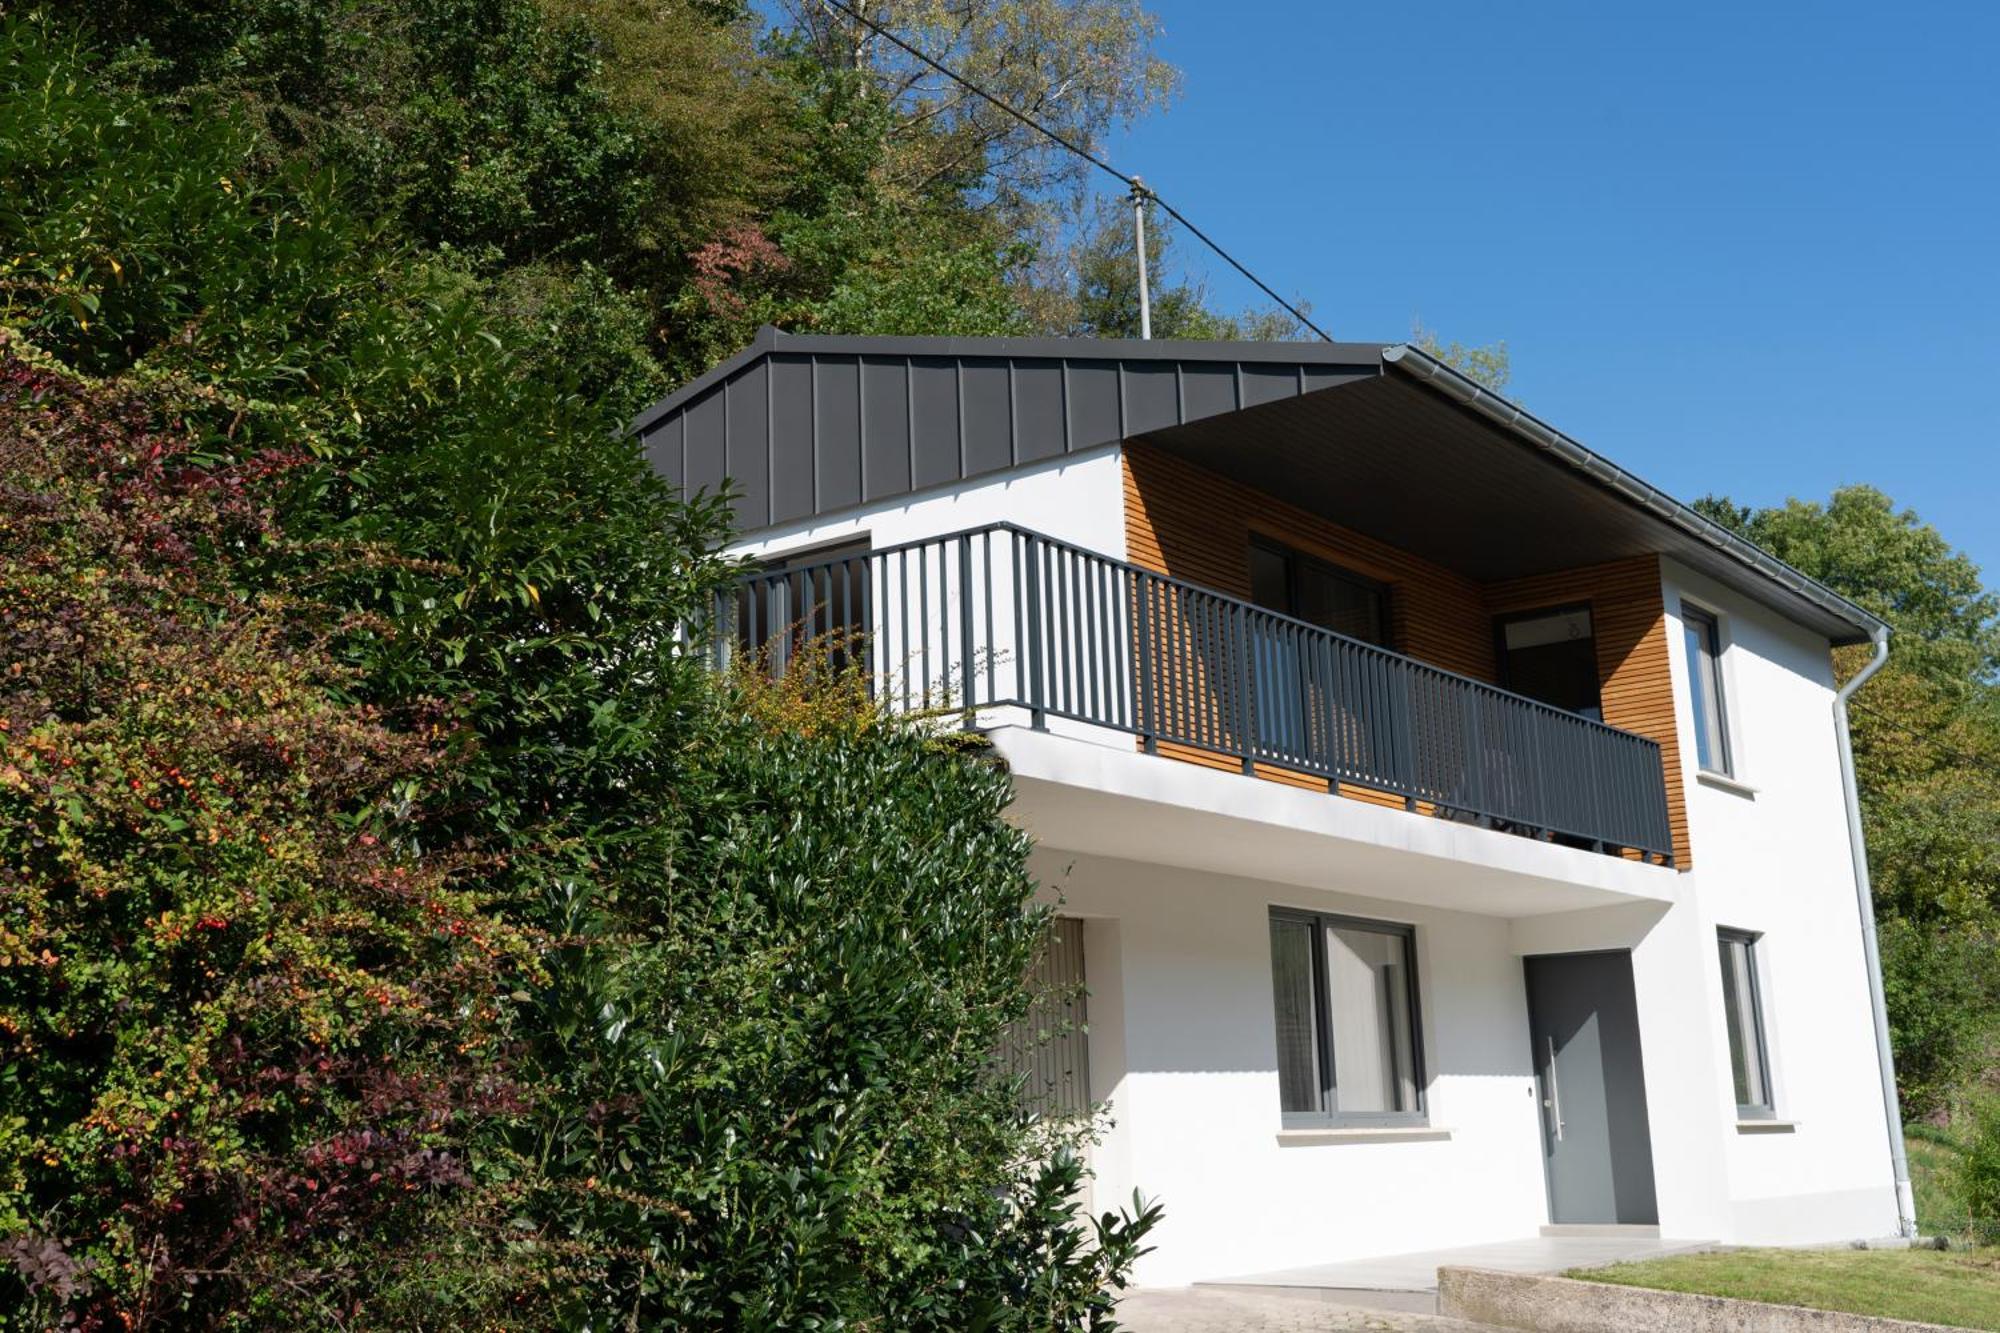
1571 1247 2000 1329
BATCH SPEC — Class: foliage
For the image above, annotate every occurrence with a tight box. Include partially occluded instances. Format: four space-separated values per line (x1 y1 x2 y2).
4 19 1157 1325
526 699 1157 1326
1881 919 1997 1122
68 0 1169 410
1695 487 2000 1115
1032 193 1307 339
0 347 534 1328
2 10 737 948
1905 1123 1967 1239
1959 1096 2000 1246
668 51 1032 364
1413 321 1510 393
779 0 1177 216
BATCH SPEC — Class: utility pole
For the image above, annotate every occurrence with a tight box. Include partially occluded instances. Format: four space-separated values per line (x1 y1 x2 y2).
1130 177 1152 340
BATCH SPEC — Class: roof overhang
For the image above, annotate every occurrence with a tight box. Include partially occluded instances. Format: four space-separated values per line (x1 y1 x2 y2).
632 329 1885 646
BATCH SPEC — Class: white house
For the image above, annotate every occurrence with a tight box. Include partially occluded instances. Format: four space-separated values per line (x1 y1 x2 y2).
635 329 1911 1286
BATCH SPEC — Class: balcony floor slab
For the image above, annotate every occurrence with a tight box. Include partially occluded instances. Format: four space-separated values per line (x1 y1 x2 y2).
990 725 1680 918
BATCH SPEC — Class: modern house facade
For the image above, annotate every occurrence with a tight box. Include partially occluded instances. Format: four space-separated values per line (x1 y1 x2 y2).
636 328 1909 1285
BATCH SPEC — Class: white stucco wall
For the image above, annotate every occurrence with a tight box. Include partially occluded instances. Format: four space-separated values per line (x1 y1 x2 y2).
1658 559 1903 1244
1038 849 1554 1286
723 443 1127 564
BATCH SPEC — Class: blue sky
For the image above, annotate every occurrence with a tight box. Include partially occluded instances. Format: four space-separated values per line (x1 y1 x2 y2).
1107 0 1998 579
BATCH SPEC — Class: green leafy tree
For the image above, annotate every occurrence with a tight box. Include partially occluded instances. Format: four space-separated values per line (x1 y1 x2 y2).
780 0 1177 215
1413 320 1510 393
70 0 1181 409
1036 193 1308 339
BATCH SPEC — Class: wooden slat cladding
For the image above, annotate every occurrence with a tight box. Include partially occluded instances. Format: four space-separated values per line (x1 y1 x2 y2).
1122 443 1498 680
1486 558 1691 870
1121 442 1692 869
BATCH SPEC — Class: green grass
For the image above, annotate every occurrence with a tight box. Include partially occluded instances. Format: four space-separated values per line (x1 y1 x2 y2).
1569 1131 2000 1328
1571 1247 2000 1329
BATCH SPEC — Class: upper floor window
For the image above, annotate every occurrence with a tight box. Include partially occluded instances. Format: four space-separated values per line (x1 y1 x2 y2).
1248 538 1391 649
1717 929 1774 1119
1269 909 1425 1127
1497 605 1603 722
1682 605 1732 775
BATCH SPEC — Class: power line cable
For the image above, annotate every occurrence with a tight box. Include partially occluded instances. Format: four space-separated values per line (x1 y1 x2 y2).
1851 700 2000 776
813 0 1334 342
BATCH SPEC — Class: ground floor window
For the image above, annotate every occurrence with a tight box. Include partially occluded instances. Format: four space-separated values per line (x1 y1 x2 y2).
1717 928 1774 1118
1268 908 1425 1127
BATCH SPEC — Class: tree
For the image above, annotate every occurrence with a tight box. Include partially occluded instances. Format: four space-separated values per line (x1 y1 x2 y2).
779 0 1177 216
1413 321 1511 393
70 0 1180 412
1024 193 1309 339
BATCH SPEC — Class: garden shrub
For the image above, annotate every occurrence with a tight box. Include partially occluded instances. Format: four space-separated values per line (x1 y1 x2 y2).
1880 916 1994 1122
526 694 1158 1327
0 348 534 1327
1959 1095 2000 1246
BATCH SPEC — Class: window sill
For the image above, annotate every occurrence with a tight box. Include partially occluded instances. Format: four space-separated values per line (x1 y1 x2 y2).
1697 770 1759 799
1736 1118 1798 1134
1277 1126 1452 1146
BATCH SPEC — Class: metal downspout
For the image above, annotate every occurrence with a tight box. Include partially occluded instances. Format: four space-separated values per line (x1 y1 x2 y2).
1835 625 1915 1236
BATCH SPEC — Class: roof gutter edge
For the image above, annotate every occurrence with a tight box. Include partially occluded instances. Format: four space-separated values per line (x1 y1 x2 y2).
1380 343 1886 642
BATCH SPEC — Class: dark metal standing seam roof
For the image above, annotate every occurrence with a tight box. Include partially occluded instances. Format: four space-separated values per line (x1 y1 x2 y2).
632 326 1389 531
632 327 1886 645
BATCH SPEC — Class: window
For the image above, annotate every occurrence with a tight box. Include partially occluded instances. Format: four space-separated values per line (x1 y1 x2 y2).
1717 929 1774 1119
1269 909 1425 1126
1497 605 1603 722
1249 539 1391 649
1683 605 1732 775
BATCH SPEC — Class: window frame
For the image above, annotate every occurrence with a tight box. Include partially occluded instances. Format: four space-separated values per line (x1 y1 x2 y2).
1717 927 1776 1120
1493 601 1604 722
1682 602 1735 777
1268 907 1429 1129
1247 536 1395 651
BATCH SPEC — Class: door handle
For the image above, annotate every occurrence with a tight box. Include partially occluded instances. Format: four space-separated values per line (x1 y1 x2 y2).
1544 1035 1565 1142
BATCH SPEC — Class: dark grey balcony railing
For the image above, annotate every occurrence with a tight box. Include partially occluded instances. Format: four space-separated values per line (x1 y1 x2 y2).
715 523 1675 864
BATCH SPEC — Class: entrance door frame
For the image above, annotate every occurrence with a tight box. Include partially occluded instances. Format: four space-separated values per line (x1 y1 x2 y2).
1522 948 1661 1227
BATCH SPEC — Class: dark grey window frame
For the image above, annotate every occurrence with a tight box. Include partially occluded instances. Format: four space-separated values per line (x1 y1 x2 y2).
1248 535 1395 651
1268 907 1428 1129
1717 927 1775 1120
1493 601 1604 723
1682 603 1734 777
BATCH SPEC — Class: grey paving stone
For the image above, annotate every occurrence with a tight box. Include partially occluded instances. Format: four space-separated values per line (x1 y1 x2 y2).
1117 1286 1501 1333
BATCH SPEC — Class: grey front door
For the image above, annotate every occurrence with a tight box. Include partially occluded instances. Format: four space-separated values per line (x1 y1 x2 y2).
1523 951 1658 1225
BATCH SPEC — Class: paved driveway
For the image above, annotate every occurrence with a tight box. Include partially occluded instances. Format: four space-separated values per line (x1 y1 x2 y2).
1117 1286 1499 1332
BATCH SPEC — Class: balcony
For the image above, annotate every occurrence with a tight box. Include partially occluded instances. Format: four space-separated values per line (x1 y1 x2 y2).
716 523 1675 866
